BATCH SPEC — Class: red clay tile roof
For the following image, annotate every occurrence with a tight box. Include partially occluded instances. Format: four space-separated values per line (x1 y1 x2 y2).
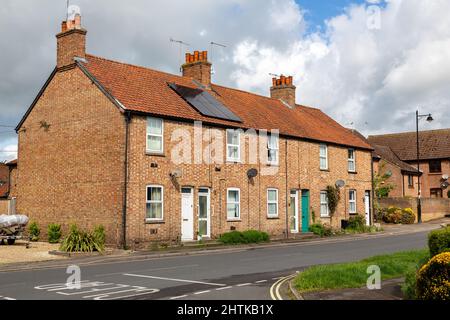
368 129 450 161
372 144 419 174
80 54 372 150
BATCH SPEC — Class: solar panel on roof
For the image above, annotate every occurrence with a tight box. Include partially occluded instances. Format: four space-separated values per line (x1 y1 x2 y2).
168 83 242 123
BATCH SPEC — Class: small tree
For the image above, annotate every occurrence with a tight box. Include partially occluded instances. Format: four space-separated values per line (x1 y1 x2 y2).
373 163 395 221
326 185 341 227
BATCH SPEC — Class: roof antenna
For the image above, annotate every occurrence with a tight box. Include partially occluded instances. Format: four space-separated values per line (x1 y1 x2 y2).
269 73 280 78
170 38 190 73
210 41 227 76
66 0 70 20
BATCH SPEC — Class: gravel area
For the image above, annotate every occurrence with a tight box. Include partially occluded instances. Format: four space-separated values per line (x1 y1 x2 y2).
0 241 66 265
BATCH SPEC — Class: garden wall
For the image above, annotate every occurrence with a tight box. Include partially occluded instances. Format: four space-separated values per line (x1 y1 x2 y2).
379 197 450 222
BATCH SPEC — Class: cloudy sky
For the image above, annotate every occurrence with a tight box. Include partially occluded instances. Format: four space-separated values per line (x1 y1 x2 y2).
1 0 449 161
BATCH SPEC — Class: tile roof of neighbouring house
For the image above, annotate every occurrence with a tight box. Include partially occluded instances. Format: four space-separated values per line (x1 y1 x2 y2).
368 129 450 161
372 144 420 174
77 54 373 150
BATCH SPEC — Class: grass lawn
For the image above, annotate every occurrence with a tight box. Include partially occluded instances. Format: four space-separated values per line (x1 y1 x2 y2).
294 249 429 293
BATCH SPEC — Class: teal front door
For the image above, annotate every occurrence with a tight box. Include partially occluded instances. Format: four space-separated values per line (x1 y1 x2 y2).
301 190 310 233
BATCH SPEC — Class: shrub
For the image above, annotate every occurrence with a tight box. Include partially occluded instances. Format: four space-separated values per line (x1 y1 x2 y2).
347 215 366 231
219 230 269 245
416 252 450 300
60 224 104 253
28 222 40 242
383 206 402 224
400 208 416 225
428 227 450 257
374 207 386 223
309 223 332 237
242 230 269 243
47 224 62 244
93 225 106 249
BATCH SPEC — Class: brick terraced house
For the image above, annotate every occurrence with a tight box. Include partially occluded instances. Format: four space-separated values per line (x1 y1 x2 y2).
15 14 373 247
369 129 450 199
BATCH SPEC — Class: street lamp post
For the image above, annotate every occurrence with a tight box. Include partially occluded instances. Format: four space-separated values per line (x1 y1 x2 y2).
416 110 433 224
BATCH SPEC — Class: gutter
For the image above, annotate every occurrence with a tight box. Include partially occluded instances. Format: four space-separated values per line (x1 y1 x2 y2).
122 111 131 249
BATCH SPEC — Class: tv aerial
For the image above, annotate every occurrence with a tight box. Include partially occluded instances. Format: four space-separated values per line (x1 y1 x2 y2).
210 41 227 76
170 38 190 73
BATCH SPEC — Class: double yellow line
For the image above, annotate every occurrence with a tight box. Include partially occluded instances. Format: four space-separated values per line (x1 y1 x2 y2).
269 274 297 300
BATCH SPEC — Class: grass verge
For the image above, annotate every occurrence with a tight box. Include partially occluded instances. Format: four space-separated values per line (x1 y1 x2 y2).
294 249 429 293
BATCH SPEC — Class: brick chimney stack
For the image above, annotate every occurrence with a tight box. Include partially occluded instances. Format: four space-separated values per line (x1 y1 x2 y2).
270 75 296 108
56 13 87 70
182 51 212 88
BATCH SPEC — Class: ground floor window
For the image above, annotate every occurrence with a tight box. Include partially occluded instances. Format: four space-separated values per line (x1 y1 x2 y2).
430 188 443 198
349 190 357 214
227 188 240 220
267 189 279 217
320 191 329 217
146 185 163 220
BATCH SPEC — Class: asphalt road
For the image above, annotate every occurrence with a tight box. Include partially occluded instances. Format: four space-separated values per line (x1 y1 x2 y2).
0 231 429 300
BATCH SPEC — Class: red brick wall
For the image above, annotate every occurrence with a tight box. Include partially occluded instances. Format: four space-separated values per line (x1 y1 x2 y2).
16 67 126 246
125 116 373 247
404 159 450 199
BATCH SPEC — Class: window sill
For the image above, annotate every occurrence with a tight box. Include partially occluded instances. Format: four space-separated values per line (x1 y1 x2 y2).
428 172 443 175
145 220 165 224
267 216 279 220
348 171 357 174
226 160 242 164
227 219 242 222
320 169 330 172
320 215 330 218
146 152 166 157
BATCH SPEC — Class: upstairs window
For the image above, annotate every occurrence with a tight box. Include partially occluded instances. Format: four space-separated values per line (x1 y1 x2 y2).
429 160 442 173
349 190 357 214
348 149 356 172
408 175 414 187
226 130 241 162
320 144 328 170
147 117 164 153
267 135 279 165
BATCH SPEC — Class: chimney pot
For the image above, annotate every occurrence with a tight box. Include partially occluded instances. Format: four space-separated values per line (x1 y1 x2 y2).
270 75 296 107
182 50 212 88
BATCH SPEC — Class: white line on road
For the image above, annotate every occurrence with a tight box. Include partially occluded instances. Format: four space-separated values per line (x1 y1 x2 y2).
255 280 267 283
272 277 283 280
170 295 188 300
236 283 251 287
96 264 200 278
123 273 226 287
215 286 233 291
194 290 211 295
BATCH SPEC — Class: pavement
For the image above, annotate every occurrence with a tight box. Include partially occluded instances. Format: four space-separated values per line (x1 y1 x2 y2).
0 218 447 301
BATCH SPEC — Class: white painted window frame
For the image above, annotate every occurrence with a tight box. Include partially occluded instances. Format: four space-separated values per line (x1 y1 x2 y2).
348 149 356 172
320 144 328 170
227 188 241 220
267 135 279 165
146 185 164 221
226 129 241 162
320 191 329 217
146 117 164 154
267 188 279 218
349 189 357 214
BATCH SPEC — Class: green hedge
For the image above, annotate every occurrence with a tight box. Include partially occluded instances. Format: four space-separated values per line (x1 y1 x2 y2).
219 230 269 244
428 227 450 257
47 223 62 244
309 223 332 237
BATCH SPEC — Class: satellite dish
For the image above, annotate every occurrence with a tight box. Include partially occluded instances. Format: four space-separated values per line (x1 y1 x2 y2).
247 168 258 179
67 5 81 20
442 174 449 181
335 180 345 188
442 181 449 189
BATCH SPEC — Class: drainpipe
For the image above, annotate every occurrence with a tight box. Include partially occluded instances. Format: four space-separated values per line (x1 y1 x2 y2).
371 156 375 226
285 139 289 239
122 111 131 249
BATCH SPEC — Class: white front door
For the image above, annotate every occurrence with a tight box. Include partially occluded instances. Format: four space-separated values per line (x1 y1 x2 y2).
198 188 210 239
181 187 194 241
290 190 299 233
365 191 371 226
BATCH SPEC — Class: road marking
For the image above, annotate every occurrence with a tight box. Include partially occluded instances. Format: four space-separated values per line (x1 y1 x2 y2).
194 290 211 295
215 286 233 291
123 273 226 287
270 274 297 300
255 280 267 283
170 295 188 300
272 277 283 280
95 264 200 278
236 283 251 287
3 297 16 300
